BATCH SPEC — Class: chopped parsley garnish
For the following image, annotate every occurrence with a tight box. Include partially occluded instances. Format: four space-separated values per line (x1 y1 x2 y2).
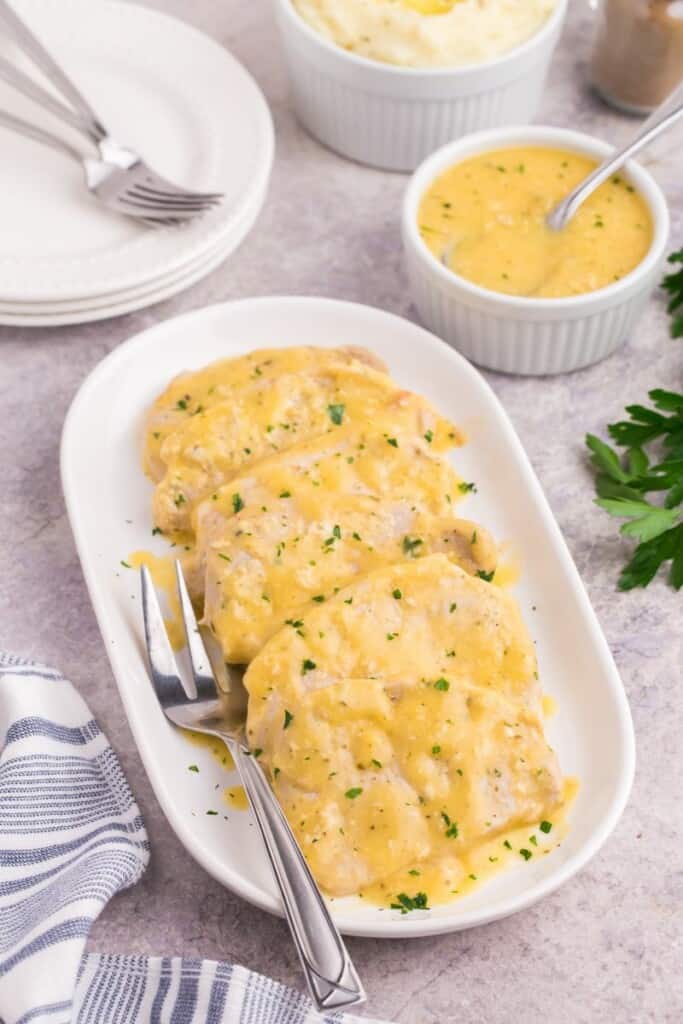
345 787 363 799
539 820 553 834
175 398 188 411
392 588 402 599
218 553 231 562
441 812 458 838
371 759 382 769
279 490 291 498
120 560 132 569
449 602 457 613
283 710 294 729
173 494 186 507
312 595 325 603
285 618 304 629
519 848 533 861
252 748 263 758
206 810 218 816
333 524 341 539
390 892 429 914
301 659 317 674
402 536 423 557
152 527 163 536
327 403 345 425
386 437 399 448
232 493 244 514
433 678 450 692
386 632 398 640
477 569 495 582
458 481 477 494
188 764 199 773
424 430 434 444
503 839 512 850
431 745 441 755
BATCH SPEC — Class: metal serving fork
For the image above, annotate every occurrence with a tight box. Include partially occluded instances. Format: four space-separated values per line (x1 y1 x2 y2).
0 0 222 224
141 562 366 1014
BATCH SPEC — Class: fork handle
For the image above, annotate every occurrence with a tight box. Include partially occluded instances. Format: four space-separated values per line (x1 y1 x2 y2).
0 0 106 144
226 739 366 1014
0 105 83 159
0 52 97 146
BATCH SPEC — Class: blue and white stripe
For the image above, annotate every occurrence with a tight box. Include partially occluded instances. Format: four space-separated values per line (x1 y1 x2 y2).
0 656 389 1024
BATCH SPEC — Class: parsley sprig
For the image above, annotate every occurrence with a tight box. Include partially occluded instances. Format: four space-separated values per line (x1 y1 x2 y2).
586 388 683 590
662 248 683 338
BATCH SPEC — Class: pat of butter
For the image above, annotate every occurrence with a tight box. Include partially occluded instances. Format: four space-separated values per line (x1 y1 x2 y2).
397 0 463 13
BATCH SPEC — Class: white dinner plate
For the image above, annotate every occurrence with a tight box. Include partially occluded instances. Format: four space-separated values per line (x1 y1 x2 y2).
61 298 635 939
0 172 269 326
0 0 274 305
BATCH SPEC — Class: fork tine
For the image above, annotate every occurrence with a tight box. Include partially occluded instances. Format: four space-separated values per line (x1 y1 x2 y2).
125 190 222 210
141 565 195 702
175 561 219 702
131 182 224 203
122 193 218 213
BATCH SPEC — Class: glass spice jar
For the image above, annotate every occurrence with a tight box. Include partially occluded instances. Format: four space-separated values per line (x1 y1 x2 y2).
590 0 683 113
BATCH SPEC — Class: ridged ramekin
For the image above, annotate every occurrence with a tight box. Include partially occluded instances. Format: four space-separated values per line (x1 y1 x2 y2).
273 0 568 172
402 126 670 375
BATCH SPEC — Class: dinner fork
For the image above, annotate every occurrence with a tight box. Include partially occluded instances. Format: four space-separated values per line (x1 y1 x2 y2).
0 0 223 223
141 562 366 1014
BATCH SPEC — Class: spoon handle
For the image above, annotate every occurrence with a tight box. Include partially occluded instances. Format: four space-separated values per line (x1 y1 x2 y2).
548 79 683 231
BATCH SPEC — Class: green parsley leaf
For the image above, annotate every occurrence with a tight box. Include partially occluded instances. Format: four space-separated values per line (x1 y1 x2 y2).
327 403 345 425
662 247 683 337
345 787 363 799
188 764 199 773
586 384 683 590
283 710 294 729
402 536 423 557
232 493 244 514
390 892 429 913
424 430 434 444
301 659 316 674
434 678 450 692
477 569 495 582
519 848 533 861
539 820 553 833
392 588 402 600
458 481 477 494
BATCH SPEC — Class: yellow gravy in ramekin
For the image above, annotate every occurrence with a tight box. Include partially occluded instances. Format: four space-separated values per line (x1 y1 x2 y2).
418 146 653 299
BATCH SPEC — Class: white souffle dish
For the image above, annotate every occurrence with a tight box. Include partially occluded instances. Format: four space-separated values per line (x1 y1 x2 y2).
402 126 670 375
273 0 568 172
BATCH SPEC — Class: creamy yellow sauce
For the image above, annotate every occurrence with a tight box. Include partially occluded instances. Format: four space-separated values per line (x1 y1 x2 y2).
224 785 249 810
185 730 235 771
141 346 571 911
364 777 577 909
245 556 564 902
292 0 556 68
418 147 654 298
128 550 186 651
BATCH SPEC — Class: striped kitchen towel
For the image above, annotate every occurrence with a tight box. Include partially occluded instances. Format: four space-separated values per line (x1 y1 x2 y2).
0 655 388 1024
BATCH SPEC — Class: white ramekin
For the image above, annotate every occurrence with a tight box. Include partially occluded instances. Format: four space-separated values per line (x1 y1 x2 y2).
402 126 670 375
273 0 568 172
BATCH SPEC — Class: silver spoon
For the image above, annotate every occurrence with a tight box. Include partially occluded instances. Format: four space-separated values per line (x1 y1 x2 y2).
547 80 683 232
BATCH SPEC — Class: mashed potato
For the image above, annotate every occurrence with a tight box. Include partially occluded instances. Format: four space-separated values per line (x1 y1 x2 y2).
291 0 557 68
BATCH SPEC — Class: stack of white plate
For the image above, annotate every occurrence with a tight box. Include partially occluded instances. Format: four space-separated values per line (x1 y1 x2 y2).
0 0 274 326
